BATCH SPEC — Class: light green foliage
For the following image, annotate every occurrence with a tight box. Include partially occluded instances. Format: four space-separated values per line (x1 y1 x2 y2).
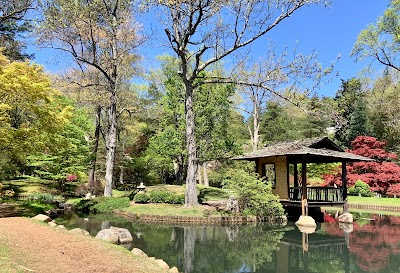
145 56 238 184
133 190 185 204
92 197 131 213
0 54 72 179
348 180 374 197
222 169 284 217
26 100 92 187
133 193 150 203
260 101 327 144
352 0 400 71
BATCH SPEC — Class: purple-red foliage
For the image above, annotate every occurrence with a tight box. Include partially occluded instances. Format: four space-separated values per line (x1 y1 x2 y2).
323 136 400 194
66 174 78 182
387 184 400 197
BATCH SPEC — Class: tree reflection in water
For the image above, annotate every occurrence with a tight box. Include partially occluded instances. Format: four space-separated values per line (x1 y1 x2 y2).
56 213 400 273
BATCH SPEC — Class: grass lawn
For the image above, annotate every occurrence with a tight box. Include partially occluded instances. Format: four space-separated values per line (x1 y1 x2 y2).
123 203 229 217
348 196 400 206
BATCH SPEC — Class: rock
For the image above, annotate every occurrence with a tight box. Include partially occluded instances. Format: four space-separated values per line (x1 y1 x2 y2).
339 222 354 233
48 221 57 227
226 195 239 213
169 267 179 273
295 215 317 229
338 212 353 223
85 193 92 200
70 228 90 236
109 226 133 244
57 225 66 229
31 214 52 223
131 248 148 257
155 259 170 270
95 229 119 244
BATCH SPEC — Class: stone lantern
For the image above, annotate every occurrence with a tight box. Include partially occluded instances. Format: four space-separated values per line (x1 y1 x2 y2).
137 182 146 193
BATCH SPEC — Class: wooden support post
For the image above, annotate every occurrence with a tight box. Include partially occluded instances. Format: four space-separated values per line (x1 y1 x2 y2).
301 156 307 201
294 162 298 187
342 161 347 201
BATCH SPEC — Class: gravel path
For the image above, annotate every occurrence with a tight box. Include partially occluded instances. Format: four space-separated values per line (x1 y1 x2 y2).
0 217 169 273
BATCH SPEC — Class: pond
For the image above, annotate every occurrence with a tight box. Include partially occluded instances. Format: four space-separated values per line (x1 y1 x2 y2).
56 212 400 273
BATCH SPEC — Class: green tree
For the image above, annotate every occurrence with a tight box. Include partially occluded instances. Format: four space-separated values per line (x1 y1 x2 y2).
352 0 400 71
346 98 372 144
27 100 92 190
156 0 329 207
0 0 34 60
38 0 142 196
0 53 71 178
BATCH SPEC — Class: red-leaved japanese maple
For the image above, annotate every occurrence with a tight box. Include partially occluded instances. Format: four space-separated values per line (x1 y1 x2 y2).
323 136 400 194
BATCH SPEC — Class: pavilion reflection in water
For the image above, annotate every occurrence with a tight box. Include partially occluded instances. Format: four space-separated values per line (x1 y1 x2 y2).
272 226 350 273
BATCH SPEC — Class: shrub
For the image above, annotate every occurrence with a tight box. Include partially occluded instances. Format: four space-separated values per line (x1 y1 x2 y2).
28 193 62 203
164 193 185 204
222 169 284 217
133 193 150 203
348 180 374 197
75 199 98 214
92 197 130 213
149 190 170 203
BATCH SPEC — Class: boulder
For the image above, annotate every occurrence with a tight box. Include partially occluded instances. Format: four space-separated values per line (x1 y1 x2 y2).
57 225 66 229
131 248 148 257
70 228 90 236
109 226 133 244
295 215 317 228
169 267 179 273
48 221 57 227
339 222 354 233
155 259 170 270
338 212 353 223
226 195 239 213
31 214 52 223
95 229 119 244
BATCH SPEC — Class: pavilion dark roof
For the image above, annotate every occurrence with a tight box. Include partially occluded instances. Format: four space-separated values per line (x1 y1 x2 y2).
232 137 373 162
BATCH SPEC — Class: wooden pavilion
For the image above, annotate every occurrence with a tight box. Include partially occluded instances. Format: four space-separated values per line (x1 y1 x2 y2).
233 137 373 208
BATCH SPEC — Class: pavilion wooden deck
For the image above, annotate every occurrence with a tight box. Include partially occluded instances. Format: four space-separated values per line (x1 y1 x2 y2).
280 186 345 207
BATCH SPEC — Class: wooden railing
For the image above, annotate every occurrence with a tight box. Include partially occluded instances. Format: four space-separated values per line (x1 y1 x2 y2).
289 187 343 202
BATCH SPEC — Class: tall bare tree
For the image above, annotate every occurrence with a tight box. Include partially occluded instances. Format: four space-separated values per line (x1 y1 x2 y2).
155 0 329 207
238 46 332 151
38 0 143 196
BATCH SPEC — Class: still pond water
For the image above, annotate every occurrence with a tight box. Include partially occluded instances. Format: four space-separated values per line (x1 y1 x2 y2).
57 212 400 273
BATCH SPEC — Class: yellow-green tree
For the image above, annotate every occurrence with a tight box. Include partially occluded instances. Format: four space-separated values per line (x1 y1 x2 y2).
0 53 71 177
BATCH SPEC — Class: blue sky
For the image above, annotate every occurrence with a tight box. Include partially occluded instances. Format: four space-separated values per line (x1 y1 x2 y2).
29 0 388 98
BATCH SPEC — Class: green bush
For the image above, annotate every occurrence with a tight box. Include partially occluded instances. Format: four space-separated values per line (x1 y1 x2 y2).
92 197 130 213
164 193 185 204
28 193 63 203
133 191 184 204
348 180 374 197
223 169 284 217
133 193 150 203
149 190 170 203
75 199 98 214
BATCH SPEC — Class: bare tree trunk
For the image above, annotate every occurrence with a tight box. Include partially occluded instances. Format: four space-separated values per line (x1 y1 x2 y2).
203 162 209 187
184 227 196 273
88 105 101 192
104 89 117 197
184 86 199 206
197 163 202 185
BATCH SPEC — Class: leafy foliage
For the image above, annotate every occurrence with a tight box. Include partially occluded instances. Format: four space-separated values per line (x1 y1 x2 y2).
133 190 185 205
133 193 150 204
92 197 130 213
222 169 284 217
348 180 374 197
324 136 400 194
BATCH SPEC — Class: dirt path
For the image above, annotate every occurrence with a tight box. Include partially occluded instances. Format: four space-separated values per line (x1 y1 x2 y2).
0 217 169 273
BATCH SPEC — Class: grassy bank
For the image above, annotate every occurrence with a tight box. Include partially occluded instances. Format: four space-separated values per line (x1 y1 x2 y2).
123 203 229 217
348 196 400 206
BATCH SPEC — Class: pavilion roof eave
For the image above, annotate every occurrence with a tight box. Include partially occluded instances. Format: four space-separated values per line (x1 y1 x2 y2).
232 147 373 163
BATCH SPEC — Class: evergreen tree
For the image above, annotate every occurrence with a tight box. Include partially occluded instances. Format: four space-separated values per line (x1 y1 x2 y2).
347 99 372 144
